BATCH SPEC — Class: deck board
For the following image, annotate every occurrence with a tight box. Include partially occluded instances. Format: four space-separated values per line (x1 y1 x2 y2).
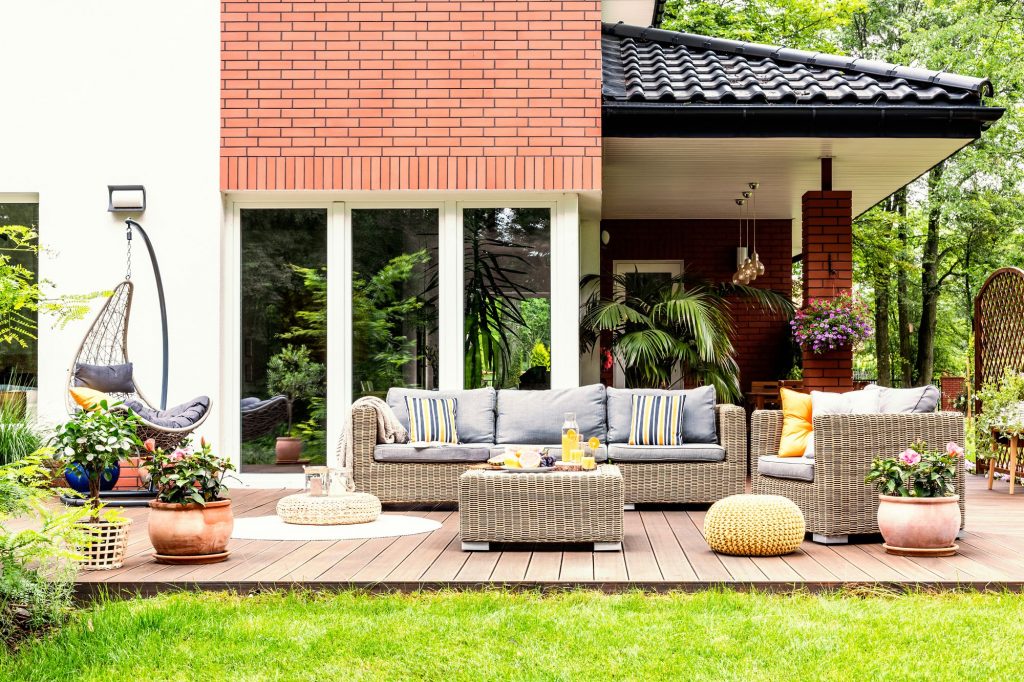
63 474 1024 594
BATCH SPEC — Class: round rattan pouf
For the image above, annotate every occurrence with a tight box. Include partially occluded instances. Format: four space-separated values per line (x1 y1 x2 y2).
704 494 806 556
276 492 381 526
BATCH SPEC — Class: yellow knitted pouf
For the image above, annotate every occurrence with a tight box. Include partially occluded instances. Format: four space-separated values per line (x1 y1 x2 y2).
704 494 806 556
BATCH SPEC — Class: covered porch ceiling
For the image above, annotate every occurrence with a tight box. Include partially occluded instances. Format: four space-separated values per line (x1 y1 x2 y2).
602 136 970 256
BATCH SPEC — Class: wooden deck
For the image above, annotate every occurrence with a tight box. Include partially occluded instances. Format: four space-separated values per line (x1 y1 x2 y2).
74 473 1024 595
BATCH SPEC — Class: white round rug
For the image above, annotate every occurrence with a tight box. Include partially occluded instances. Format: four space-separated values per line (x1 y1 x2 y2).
231 514 442 541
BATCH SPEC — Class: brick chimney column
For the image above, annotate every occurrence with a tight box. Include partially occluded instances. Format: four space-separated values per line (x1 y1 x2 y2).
800 190 853 392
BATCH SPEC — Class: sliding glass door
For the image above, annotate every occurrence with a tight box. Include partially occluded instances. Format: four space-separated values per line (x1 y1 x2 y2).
231 198 577 471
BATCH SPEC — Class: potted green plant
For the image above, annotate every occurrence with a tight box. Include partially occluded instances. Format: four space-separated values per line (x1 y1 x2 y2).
865 439 963 557
141 437 236 564
51 401 140 570
266 344 325 465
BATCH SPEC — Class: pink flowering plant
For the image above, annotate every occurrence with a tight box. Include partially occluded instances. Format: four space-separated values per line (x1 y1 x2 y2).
790 290 872 354
865 440 963 498
140 437 235 506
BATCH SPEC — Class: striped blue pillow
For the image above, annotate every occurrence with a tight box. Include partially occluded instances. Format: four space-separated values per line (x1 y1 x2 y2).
628 394 685 446
405 396 459 444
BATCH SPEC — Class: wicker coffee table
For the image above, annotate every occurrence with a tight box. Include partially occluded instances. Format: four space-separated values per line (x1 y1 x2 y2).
458 464 624 551
276 492 381 525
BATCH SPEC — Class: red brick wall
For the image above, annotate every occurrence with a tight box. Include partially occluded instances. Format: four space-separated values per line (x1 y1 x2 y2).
800 190 854 392
220 1 603 191
599 219 793 394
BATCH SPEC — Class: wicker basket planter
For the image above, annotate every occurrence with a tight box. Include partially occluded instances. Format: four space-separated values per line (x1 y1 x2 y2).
76 519 132 571
148 499 234 564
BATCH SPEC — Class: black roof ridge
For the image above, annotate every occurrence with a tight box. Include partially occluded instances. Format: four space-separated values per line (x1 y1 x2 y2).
602 21 993 97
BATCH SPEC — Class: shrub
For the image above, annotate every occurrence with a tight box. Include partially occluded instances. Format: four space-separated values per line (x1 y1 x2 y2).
0 452 90 649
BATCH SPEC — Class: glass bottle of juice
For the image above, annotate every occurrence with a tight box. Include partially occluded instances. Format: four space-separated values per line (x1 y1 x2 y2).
561 412 579 462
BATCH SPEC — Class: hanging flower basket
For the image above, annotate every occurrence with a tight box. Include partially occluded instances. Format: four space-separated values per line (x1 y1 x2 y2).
790 290 872 354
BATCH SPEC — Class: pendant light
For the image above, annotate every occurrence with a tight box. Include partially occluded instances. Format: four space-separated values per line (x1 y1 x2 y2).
749 182 766 277
732 198 747 284
740 191 755 283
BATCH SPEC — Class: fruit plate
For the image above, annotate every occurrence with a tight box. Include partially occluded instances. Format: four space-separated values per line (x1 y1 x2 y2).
500 466 556 473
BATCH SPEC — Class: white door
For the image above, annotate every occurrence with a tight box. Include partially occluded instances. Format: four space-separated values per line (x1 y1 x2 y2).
611 260 685 389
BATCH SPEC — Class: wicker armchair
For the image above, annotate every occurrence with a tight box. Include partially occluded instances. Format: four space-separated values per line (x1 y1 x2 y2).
350 403 748 505
751 410 966 543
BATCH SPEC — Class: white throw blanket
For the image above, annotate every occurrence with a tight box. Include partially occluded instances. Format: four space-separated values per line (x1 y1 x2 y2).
335 396 408 473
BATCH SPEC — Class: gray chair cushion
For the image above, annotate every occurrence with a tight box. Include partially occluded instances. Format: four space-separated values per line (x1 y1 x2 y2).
74 362 135 393
125 396 209 429
758 455 815 482
607 385 717 444
373 443 491 464
387 387 496 444
868 385 940 413
608 443 725 463
240 396 261 409
491 444 608 462
495 384 607 444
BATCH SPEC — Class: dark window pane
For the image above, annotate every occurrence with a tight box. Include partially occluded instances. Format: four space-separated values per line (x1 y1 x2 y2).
240 209 327 471
0 203 39 389
463 208 551 389
351 208 439 399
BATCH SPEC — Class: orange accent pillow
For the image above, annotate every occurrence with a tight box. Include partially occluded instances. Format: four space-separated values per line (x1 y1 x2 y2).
778 387 813 457
70 386 112 411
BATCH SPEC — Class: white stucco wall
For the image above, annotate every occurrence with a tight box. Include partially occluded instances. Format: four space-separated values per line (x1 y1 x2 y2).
0 3 222 441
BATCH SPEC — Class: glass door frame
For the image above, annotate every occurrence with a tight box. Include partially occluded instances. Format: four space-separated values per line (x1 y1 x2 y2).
225 193 579 471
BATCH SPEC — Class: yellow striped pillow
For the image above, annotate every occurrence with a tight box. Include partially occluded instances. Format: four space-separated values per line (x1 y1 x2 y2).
628 394 686 446
405 396 459 444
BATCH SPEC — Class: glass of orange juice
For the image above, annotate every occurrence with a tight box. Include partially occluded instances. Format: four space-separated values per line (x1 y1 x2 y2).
570 448 585 465
581 453 596 471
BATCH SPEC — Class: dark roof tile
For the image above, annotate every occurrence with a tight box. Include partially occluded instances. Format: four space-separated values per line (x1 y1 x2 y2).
603 22 992 107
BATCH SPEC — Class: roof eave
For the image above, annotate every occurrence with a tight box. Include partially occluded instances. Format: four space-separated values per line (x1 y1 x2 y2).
602 103 1006 139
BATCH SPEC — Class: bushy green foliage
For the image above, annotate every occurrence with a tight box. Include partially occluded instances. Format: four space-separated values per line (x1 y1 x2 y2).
142 438 234 506
581 269 792 399
51 404 140 521
266 345 325 437
0 399 41 466
865 439 962 497
0 453 89 649
975 368 1024 452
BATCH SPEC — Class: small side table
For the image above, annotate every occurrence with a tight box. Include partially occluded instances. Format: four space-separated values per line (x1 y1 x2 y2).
988 427 1019 495
276 492 381 525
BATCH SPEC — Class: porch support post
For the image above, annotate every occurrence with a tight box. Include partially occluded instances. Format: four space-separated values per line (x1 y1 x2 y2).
801 190 854 392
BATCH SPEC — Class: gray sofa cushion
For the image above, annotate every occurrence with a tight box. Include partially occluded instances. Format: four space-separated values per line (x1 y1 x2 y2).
387 387 496 444
607 386 717 444
491 444 608 463
74 362 135 393
124 396 209 429
758 455 814 482
373 443 491 464
495 384 607 444
607 443 725 463
868 385 940 413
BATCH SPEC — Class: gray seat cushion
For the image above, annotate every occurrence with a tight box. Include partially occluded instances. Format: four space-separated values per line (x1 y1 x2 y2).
867 385 940 413
387 387 496 443
608 443 725 463
607 385 717 444
74 362 135 393
491 444 608 462
240 396 262 409
758 455 815 482
373 443 491 464
125 396 209 429
495 384 607 444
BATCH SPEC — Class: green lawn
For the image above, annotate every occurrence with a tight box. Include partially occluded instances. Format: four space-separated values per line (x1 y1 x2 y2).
2 589 1020 681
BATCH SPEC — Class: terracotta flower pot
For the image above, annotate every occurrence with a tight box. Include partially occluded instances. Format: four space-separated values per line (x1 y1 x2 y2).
877 495 960 557
275 436 303 464
148 499 233 564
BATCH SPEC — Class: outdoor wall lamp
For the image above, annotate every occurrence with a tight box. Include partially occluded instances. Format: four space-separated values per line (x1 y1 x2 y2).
106 184 169 410
107 185 146 212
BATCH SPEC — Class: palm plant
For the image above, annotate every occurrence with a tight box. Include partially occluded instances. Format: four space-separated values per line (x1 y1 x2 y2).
580 269 793 401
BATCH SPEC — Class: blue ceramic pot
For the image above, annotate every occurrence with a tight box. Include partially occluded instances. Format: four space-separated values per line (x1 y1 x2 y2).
64 462 121 493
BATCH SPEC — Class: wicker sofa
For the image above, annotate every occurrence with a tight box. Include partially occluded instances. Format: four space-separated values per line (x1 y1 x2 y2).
349 384 747 505
751 410 966 544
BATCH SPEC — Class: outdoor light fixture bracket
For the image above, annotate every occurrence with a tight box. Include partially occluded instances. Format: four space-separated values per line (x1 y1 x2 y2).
107 185 146 213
